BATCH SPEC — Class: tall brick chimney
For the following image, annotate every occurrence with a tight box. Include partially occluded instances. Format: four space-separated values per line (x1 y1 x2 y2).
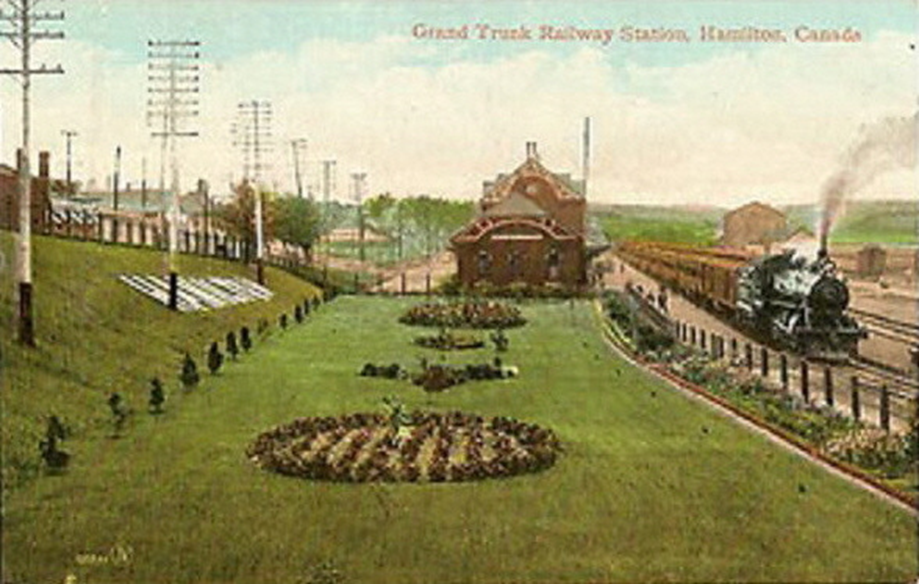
39 151 49 178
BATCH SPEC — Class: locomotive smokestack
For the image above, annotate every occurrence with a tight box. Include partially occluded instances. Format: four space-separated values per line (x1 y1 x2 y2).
818 230 828 260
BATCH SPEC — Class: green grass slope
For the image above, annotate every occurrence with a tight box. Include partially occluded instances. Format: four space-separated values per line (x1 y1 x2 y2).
3 296 915 583
1 234 321 489
595 205 721 245
784 200 919 245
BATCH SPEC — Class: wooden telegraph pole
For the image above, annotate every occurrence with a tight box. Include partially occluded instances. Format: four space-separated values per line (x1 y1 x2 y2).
1 0 65 346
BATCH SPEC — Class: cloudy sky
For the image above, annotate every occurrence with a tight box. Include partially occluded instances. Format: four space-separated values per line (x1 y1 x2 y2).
0 0 915 206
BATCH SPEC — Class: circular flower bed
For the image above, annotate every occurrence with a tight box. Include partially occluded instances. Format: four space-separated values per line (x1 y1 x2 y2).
399 301 526 329
246 411 561 483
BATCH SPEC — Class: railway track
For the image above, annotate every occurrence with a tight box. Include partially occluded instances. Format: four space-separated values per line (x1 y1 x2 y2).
848 355 919 396
849 307 919 346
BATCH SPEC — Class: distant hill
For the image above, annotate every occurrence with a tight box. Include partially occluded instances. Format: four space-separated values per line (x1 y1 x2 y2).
782 200 918 245
591 200 917 246
591 204 722 245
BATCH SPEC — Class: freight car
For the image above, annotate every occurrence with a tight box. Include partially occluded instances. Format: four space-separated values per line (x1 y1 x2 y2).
616 241 866 360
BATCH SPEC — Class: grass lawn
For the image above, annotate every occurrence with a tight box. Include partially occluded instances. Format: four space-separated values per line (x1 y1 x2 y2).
1 234 321 490
598 214 718 246
3 295 916 584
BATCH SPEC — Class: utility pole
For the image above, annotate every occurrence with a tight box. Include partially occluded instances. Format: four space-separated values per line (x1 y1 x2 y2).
582 116 591 200
235 100 273 284
1 0 65 347
321 159 335 256
290 138 307 198
61 129 77 197
351 172 367 262
198 178 209 253
141 156 148 209
112 145 121 242
147 39 200 309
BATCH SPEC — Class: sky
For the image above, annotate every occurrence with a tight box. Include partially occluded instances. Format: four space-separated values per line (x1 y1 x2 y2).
0 0 916 207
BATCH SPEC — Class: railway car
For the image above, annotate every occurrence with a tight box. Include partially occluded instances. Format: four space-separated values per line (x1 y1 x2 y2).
616 241 866 360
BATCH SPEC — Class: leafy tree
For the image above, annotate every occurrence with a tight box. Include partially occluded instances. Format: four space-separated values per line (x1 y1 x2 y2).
274 196 322 262
213 180 276 262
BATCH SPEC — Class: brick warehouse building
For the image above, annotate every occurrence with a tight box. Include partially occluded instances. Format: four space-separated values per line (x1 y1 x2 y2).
0 151 53 232
450 142 587 289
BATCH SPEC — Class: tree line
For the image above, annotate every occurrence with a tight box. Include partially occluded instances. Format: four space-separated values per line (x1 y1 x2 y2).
214 182 474 264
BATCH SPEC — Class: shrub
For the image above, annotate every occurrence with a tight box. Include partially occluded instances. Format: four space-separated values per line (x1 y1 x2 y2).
180 353 200 391
240 327 253 352
824 428 914 479
490 328 509 352
399 300 526 329
107 392 128 436
39 415 70 471
207 342 224 375
148 377 166 414
226 331 239 361
280 314 289 329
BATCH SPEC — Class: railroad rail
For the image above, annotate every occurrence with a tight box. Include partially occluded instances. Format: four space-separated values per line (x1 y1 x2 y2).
848 355 919 396
849 307 919 346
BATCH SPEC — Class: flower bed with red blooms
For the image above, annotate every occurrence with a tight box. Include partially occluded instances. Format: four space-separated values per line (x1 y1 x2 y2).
399 301 526 329
246 411 561 483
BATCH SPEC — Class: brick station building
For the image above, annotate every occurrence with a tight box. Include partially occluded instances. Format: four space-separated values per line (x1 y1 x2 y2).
450 142 587 289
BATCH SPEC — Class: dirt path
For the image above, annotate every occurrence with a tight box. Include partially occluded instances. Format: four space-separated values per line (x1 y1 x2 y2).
312 251 456 293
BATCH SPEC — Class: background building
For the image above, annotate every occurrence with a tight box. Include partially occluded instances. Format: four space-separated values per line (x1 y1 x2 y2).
720 201 788 248
450 142 587 288
0 152 55 232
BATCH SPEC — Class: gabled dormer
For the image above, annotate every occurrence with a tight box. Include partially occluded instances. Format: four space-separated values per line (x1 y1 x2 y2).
479 142 586 235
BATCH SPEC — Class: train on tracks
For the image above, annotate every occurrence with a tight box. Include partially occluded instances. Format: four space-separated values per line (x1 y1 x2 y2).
616 241 867 360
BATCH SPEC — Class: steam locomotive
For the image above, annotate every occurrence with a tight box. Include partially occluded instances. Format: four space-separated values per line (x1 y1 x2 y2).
616 241 866 360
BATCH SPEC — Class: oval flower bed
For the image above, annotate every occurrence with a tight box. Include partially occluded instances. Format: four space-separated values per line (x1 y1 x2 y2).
413 330 485 350
246 411 561 483
399 301 526 329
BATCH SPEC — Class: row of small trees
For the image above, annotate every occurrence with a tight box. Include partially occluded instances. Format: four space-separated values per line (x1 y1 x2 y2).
41 293 328 471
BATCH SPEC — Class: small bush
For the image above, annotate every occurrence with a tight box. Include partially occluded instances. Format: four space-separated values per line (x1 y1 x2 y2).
207 342 224 375
149 377 166 414
180 353 200 391
226 331 239 361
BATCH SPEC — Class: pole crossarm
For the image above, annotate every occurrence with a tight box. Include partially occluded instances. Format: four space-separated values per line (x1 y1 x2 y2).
146 38 201 270
0 0 66 346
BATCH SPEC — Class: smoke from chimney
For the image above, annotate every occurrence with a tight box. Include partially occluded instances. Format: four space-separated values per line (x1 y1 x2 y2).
818 111 917 253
